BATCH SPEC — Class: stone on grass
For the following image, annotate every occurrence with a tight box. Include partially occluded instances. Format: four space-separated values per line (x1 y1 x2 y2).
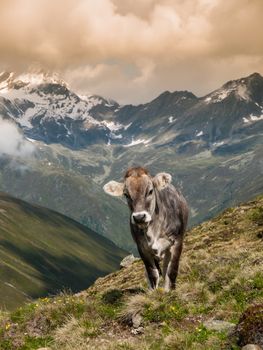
241 345 262 350
204 319 236 333
131 326 144 335
120 254 140 268
132 313 142 328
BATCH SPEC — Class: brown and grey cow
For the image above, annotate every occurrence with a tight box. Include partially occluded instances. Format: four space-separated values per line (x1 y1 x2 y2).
103 167 188 291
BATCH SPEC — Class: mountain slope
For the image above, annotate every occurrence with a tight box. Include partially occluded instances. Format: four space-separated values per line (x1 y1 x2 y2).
0 192 126 310
0 195 262 349
0 71 262 253
0 151 132 251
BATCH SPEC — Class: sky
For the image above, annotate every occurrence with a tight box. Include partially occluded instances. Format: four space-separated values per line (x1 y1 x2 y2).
0 0 262 104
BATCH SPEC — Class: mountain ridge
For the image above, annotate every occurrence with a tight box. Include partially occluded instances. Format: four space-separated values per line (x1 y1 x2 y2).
1 70 263 150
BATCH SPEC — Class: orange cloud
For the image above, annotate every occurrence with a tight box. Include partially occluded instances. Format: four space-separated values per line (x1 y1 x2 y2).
0 0 262 103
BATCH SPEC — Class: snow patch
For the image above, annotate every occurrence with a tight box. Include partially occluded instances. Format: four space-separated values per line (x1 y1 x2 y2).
102 120 132 134
124 137 152 147
205 81 250 103
236 85 250 100
196 130 204 137
243 114 263 124
26 137 37 143
250 114 263 121
124 122 132 130
102 120 123 132
110 133 123 139
215 90 228 102
79 95 102 109
213 141 225 147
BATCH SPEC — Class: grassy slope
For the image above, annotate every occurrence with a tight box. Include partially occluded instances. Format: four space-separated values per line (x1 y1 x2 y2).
0 192 126 311
0 195 262 349
0 149 131 252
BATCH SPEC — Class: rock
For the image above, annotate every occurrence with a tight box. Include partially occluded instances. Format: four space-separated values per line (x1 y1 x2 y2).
132 313 142 328
203 319 236 333
236 304 263 347
131 326 144 335
120 254 139 268
241 345 262 350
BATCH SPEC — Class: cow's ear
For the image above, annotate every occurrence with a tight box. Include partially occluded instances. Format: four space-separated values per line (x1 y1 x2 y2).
103 181 124 197
153 173 172 190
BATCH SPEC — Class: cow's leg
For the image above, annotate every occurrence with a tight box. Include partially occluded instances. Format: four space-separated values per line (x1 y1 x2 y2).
162 249 171 279
164 240 183 291
137 243 160 290
144 262 160 290
154 258 162 277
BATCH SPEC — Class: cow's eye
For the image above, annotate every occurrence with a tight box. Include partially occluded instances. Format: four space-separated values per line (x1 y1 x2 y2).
148 189 153 196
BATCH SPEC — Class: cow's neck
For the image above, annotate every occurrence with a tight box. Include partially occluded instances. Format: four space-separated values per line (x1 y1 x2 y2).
144 190 162 241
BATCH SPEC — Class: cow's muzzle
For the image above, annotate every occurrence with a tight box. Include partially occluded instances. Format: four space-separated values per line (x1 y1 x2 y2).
132 211 151 225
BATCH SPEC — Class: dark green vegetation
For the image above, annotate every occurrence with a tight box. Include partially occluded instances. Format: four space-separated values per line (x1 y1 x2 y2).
0 195 262 349
0 192 126 310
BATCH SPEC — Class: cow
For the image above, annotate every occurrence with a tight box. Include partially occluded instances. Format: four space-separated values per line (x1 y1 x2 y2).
103 167 188 291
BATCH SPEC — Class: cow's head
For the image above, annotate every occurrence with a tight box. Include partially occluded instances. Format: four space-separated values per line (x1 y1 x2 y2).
103 167 172 227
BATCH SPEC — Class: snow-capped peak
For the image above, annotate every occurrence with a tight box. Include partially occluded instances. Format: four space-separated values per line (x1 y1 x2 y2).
0 70 122 138
16 72 67 87
204 80 251 103
204 73 263 104
0 71 68 91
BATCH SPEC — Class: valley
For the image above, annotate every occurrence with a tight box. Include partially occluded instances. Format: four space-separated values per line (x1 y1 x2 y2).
0 192 126 310
0 71 262 252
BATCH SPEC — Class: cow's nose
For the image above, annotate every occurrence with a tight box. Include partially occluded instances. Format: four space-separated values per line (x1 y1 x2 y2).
132 213 146 224
152 248 158 255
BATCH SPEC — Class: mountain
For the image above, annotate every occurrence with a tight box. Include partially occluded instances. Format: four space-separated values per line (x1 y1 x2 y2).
0 192 126 310
0 71 120 148
0 195 262 349
0 71 262 252
108 72 263 152
1 71 263 150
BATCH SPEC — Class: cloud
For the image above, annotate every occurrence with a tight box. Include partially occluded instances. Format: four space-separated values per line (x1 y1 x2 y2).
0 0 262 103
0 117 35 157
